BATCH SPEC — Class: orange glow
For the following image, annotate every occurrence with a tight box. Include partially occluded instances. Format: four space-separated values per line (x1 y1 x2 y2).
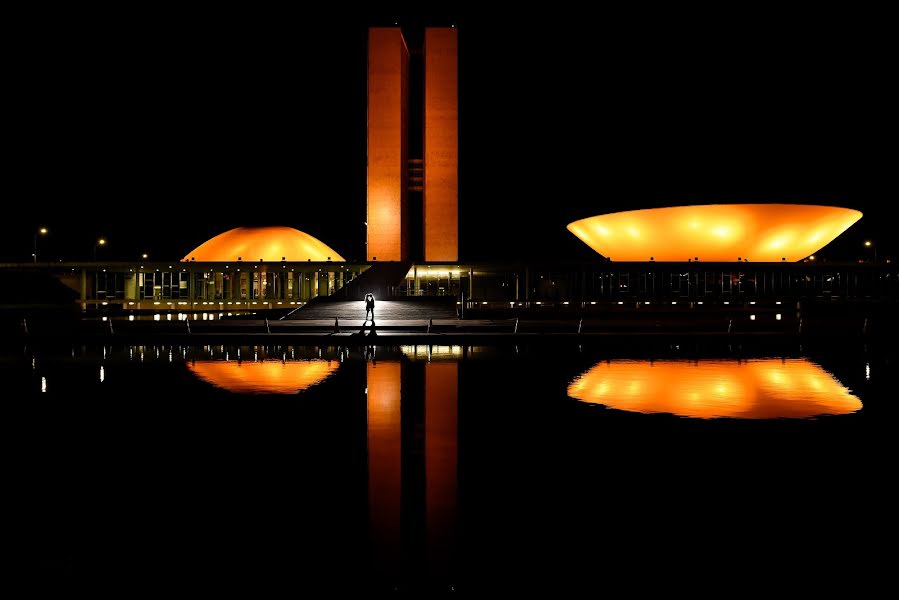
367 28 409 261
567 204 862 262
424 27 459 262
183 226 344 262
368 361 402 571
567 358 861 419
425 361 458 569
186 359 338 394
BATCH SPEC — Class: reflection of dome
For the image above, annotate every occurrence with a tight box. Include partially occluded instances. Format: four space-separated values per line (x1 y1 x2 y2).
567 358 861 419
186 360 339 394
567 204 862 262
184 226 345 262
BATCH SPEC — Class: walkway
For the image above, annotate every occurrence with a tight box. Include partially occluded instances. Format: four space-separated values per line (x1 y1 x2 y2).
285 299 458 321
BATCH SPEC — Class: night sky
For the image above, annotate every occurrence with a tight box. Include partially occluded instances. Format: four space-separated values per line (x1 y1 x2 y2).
6 7 894 263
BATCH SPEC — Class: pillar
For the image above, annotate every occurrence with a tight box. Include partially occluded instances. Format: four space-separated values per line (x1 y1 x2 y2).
425 361 458 579
423 27 459 262
367 28 409 261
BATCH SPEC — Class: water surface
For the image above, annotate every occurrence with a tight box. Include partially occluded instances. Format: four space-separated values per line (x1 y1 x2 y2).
16 342 890 592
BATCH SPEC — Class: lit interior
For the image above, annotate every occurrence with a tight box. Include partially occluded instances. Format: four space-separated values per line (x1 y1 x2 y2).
567 204 862 262
567 358 861 419
184 226 345 262
186 359 339 394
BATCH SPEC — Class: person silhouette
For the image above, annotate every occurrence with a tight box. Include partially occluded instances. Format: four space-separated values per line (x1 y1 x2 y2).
365 293 375 321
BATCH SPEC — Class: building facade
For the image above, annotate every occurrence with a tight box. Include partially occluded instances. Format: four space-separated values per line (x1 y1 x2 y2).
367 26 458 262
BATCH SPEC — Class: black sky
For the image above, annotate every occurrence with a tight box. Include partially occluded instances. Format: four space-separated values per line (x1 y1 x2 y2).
5 6 895 263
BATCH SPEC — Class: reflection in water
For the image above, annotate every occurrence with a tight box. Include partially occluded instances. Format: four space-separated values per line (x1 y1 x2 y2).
18 343 883 588
401 345 462 360
186 360 339 394
367 358 459 586
425 362 458 578
367 362 403 575
568 358 861 419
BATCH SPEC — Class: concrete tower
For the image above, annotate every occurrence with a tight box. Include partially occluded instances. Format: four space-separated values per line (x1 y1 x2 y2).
423 27 459 262
367 26 458 262
367 28 409 262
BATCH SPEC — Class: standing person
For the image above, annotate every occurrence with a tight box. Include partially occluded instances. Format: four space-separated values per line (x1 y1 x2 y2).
365 293 375 321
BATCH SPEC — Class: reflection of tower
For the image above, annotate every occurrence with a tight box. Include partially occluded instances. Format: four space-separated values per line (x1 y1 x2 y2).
366 356 459 583
425 361 458 580
367 361 402 574
367 27 458 262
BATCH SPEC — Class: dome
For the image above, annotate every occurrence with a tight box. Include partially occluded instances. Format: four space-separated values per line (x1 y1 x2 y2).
184 226 345 262
567 204 862 262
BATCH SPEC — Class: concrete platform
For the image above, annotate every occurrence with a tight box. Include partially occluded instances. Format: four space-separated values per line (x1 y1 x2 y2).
284 299 458 321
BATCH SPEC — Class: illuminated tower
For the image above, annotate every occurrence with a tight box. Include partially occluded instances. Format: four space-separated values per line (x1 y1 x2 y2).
423 27 458 262
367 26 458 262
367 28 409 262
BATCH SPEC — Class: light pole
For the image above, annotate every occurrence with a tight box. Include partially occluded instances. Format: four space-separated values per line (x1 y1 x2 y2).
33 227 48 263
94 238 106 261
864 240 876 264
364 221 368 260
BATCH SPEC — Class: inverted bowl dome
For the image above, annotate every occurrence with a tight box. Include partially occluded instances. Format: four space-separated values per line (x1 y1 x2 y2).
184 226 345 262
567 204 862 262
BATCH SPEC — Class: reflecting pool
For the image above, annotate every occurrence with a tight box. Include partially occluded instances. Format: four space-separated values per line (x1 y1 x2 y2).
15 342 891 592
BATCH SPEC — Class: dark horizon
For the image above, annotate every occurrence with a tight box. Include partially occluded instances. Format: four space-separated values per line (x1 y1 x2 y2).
5 7 894 264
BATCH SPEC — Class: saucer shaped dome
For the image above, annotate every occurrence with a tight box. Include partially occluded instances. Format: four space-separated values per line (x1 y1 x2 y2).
567 204 862 262
184 227 345 262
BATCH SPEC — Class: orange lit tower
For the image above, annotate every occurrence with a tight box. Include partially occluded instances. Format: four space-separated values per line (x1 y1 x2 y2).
367 28 409 261
367 26 459 262
423 27 458 262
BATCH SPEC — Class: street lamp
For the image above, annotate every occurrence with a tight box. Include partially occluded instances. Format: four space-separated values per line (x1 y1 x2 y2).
33 227 48 263
864 240 876 264
142 253 148 260
94 238 107 261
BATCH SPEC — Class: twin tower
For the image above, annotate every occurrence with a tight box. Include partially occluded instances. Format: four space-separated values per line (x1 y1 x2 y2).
367 27 458 262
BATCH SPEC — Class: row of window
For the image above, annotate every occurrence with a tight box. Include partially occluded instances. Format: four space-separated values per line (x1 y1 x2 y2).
91 270 357 301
